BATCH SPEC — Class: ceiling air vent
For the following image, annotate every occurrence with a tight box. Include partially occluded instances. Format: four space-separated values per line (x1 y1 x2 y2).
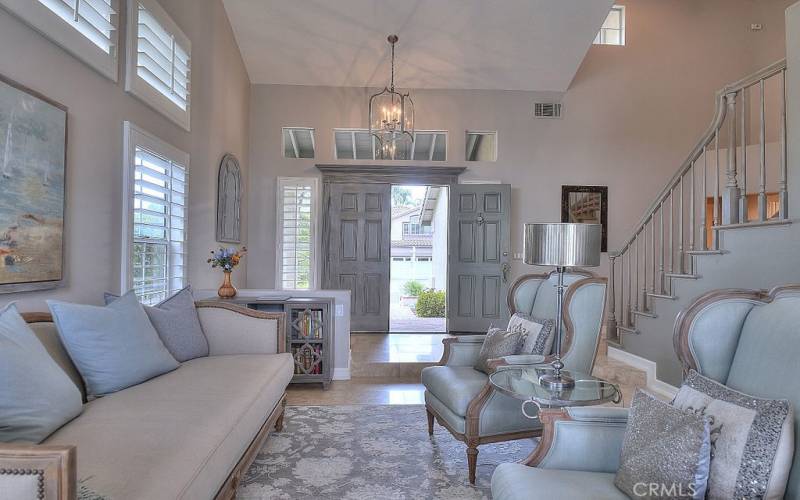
534 102 562 119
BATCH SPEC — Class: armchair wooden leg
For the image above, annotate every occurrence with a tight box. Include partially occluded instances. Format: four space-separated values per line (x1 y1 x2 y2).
467 445 478 485
426 408 435 435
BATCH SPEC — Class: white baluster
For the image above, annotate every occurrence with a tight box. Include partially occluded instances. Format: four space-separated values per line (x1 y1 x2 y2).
780 69 789 219
759 78 767 221
722 91 740 225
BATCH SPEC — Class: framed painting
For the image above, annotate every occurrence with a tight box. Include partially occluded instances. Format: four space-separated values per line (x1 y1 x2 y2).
561 185 608 252
0 74 67 294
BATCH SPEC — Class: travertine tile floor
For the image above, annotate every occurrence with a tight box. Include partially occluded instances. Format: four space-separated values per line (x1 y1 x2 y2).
287 334 650 407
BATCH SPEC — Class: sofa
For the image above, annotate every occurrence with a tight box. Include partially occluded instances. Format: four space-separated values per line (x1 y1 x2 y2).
491 284 800 500
0 301 293 500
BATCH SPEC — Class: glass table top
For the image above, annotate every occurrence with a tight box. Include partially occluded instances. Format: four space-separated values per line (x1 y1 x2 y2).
489 365 621 407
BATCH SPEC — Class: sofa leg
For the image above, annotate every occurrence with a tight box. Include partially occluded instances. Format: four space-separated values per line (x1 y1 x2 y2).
467 445 478 485
275 400 286 432
426 408 435 435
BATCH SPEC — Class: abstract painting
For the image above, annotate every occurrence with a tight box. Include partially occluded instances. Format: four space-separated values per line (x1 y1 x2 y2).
561 185 608 252
0 75 67 293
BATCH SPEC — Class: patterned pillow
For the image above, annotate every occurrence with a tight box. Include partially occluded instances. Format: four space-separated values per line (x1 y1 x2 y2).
615 390 711 500
508 313 555 355
473 327 525 374
672 370 794 500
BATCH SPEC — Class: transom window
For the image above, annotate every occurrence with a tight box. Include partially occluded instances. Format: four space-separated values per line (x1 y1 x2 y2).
333 129 447 161
123 122 188 305
466 131 497 161
0 0 119 80
594 5 625 46
282 127 316 159
125 0 191 130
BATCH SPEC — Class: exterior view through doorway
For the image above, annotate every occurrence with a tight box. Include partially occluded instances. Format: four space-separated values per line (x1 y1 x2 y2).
390 185 448 333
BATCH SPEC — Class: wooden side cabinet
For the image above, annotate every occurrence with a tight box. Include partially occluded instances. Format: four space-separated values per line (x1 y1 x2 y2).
241 297 334 389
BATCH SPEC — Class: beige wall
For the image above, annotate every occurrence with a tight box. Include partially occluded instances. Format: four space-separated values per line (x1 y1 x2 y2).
247 0 792 290
0 0 250 311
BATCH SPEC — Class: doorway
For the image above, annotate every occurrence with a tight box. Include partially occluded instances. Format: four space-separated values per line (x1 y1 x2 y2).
389 185 449 333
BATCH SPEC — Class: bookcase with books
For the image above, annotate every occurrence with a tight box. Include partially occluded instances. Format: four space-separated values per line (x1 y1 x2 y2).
239 296 334 389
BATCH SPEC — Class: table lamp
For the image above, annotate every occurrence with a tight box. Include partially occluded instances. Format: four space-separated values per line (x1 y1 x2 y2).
523 223 601 390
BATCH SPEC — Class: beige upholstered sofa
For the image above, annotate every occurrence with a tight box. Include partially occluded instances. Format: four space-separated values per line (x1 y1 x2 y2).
0 302 293 500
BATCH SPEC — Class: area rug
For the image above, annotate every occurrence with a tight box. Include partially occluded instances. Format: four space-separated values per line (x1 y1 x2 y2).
237 405 535 499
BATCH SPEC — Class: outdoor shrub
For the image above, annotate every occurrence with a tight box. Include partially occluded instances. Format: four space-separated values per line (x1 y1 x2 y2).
403 280 425 297
416 289 446 317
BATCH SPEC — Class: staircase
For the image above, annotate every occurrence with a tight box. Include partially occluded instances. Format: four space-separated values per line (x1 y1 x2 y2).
607 60 791 369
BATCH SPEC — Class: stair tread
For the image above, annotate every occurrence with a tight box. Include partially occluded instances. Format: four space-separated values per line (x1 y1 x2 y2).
647 293 677 300
665 273 701 279
632 309 657 318
687 250 726 255
617 326 640 335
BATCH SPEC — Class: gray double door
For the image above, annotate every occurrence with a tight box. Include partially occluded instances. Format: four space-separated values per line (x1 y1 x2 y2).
323 182 510 333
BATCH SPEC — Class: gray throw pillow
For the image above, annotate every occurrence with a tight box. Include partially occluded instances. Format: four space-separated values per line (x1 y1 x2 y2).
672 370 793 500
48 291 179 397
0 303 83 443
508 313 555 355
105 287 209 362
474 327 525 374
615 390 711 500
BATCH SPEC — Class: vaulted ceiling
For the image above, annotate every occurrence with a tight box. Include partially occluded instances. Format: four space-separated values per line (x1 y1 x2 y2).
222 0 614 91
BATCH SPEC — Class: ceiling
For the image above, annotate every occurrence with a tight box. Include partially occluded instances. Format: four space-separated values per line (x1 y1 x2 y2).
222 0 614 92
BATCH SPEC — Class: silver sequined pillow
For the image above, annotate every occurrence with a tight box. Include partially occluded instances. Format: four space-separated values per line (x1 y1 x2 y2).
473 327 525 374
672 370 794 500
615 390 711 500
507 313 555 355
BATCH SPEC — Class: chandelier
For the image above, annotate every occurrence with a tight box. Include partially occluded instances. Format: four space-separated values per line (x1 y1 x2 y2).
369 35 414 160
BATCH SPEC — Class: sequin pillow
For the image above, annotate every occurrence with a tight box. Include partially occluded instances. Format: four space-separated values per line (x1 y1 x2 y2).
615 390 711 500
473 327 525 374
507 313 555 355
672 370 794 500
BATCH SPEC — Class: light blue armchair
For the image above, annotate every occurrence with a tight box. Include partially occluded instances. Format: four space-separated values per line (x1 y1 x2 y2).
492 284 800 500
422 270 607 484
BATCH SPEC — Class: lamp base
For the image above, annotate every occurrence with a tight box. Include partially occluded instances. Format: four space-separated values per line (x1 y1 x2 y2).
539 372 576 390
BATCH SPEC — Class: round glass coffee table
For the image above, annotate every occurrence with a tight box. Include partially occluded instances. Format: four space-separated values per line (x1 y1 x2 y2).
489 365 622 419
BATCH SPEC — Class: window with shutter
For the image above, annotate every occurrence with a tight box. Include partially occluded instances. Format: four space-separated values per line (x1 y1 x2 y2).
594 5 625 46
332 129 447 161
0 0 119 80
125 0 191 130
277 178 317 290
123 122 188 305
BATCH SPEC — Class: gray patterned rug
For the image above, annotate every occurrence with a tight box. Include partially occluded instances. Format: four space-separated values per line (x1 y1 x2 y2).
238 405 535 499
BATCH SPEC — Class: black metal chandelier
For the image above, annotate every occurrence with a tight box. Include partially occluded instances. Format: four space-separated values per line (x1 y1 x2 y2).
368 35 414 159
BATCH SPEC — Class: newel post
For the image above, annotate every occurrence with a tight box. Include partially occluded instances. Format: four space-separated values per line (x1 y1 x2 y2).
606 254 618 345
722 91 741 225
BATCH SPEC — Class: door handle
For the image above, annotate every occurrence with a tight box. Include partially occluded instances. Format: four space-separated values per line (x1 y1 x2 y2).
502 262 511 283
477 213 485 226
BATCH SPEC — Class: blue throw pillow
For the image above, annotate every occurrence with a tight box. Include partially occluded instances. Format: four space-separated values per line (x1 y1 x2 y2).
0 303 83 443
48 291 179 397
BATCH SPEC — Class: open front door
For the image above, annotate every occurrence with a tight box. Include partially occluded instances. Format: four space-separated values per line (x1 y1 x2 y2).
323 183 391 332
447 184 512 332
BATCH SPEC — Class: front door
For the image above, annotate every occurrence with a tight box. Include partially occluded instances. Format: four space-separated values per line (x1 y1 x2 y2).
323 183 391 332
447 184 512 332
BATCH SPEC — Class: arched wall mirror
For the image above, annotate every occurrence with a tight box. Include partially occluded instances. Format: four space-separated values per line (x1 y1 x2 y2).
216 153 242 243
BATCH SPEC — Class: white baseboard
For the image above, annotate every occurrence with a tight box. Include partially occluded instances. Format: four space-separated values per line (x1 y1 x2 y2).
607 347 678 399
332 367 351 380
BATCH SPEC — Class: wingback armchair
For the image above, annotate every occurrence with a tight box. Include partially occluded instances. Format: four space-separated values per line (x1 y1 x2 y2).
422 270 607 484
491 284 800 500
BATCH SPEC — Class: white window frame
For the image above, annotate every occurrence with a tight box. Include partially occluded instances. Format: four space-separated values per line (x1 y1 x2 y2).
594 5 625 46
465 130 498 162
0 0 119 81
282 127 316 159
276 177 319 290
125 0 191 131
332 128 448 161
121 121 189 301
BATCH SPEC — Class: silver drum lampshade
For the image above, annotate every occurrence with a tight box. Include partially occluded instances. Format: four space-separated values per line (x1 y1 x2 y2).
524 223 602 267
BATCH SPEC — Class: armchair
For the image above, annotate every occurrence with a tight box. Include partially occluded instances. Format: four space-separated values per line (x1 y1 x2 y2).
421 270 607 484
491 284 800 500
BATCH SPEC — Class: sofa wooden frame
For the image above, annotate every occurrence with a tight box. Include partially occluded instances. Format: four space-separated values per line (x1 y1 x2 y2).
0 303 288 500
426 270 607 484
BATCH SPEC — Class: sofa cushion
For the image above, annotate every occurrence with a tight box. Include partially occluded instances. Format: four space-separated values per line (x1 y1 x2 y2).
44 353 293 500
491 464 626 500
0 304 83 443
105 287 209 362
421 366 487 416
48 291 179 397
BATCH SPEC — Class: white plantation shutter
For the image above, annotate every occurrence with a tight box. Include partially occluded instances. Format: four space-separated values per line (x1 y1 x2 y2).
38 0 116 53
136 4 190 110
277 178 317 290
123 122 188 305
0 0 119 80
125 0 191 130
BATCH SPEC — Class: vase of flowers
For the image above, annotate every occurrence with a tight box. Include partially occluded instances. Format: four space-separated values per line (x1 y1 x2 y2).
208 246 246 299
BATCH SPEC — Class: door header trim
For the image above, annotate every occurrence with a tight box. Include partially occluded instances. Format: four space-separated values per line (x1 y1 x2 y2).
316 164 466 185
